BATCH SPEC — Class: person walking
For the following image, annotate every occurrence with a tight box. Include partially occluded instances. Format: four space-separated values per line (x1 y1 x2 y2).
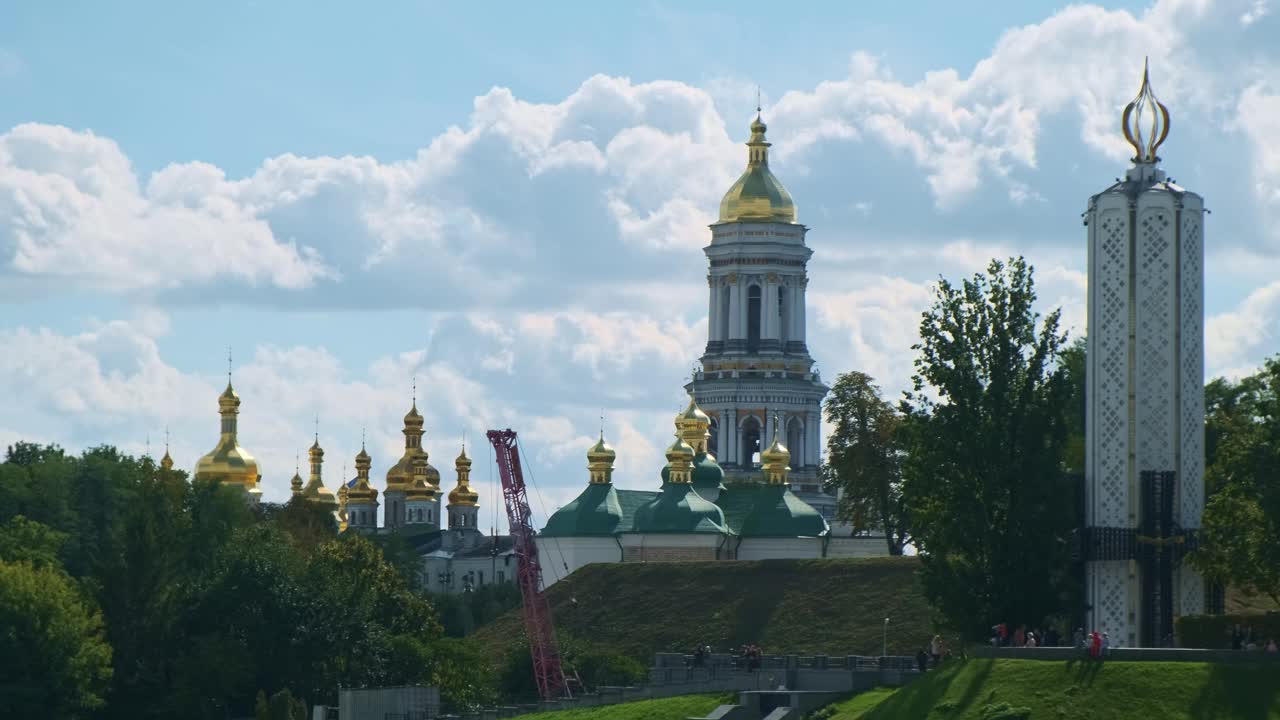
930 635 943 667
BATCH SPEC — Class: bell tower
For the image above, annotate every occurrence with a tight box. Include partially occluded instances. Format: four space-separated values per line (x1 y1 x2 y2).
685 110 832 519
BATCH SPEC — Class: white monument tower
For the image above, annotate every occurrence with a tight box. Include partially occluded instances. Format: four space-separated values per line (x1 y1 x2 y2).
685 110 834 520
1084 62 1206 647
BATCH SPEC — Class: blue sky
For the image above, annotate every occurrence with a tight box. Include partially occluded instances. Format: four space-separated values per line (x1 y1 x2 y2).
2 0 1279 526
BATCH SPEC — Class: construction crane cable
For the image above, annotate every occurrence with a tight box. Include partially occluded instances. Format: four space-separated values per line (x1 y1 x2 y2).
514 436 571 574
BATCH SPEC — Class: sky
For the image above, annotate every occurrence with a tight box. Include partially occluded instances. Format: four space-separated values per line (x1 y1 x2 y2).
2 0 1279 529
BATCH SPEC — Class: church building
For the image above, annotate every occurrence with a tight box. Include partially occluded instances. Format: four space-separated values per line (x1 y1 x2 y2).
536 113 886 585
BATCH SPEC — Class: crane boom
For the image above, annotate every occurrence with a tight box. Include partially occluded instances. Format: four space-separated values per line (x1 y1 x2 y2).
486 429 568 701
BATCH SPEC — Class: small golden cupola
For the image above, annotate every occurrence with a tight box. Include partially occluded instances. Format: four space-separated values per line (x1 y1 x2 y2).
449 446 479 506
194 372 263 500
676 395 713 455
347 442 378 504
760 415 791 485
302 435 338 509
587 431 617 484
344 441 379 529
447 444 480 531
290 452 304 496
664 433 696 485
718 110 797 224
160 431 174 472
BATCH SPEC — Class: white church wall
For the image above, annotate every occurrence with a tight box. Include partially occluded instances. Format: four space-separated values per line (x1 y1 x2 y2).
619 533 722 563
536 536 623 588
736 537 824 560
824 536 890 559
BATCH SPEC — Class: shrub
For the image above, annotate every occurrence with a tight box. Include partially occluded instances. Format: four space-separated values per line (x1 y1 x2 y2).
1175 613 1280 649
570 649 648 690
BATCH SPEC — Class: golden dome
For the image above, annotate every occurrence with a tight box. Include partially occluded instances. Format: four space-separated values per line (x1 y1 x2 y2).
718 113 797 224
761 417 791 485
301 437 338 509
160 449 174 471
447 480 479 506
587 433 616 484
664 434 695 484
218 382 240 410
387 400 430 493
676 395 713 455
677 396 711 429
194 380 262 494
448 445 479 506
404 400 424 428
290 471 303 495
405 454 435 501
346 444 379 504
587 435 616 464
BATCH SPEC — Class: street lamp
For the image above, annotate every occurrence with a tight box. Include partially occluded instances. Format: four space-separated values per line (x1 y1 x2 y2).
883 617 890 657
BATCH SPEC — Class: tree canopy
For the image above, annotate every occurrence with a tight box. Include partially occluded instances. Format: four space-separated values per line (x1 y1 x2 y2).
900 257 1079 638
822 370 909 554
1192 357 1280 605
0 443 494 718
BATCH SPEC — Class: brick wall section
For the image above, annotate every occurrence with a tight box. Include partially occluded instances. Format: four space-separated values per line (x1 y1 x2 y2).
623 546 718 563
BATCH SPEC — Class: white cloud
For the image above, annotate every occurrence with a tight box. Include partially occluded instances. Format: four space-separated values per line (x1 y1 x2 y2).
7 0 1280 531
1241 0 1271 25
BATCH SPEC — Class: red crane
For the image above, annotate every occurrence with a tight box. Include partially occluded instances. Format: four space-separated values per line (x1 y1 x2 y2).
486 429 569 702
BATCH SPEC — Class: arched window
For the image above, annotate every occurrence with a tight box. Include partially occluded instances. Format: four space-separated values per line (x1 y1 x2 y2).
747 285 762 351
719 285 731 341
741 415 762 467
778 286 789 344
787 417 804 470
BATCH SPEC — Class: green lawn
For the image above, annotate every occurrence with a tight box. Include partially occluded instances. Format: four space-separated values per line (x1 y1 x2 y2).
513 693 730 720
816 688 899 718
861 658 1280 720
472 557 933 663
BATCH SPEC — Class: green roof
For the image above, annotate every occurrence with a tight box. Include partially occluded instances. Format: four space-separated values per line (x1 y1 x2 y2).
737 485 828 538
541 487 657 536
541 483 624 537
690 452 726 492
539 481 825 538
631 483 727 534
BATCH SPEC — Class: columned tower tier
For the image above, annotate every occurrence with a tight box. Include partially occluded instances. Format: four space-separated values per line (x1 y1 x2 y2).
686 111 833 521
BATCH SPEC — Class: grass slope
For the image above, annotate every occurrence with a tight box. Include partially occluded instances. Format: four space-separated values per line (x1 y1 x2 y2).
816 688 898 719
472 557 932 663
862 659 1280 720
513 694 729 720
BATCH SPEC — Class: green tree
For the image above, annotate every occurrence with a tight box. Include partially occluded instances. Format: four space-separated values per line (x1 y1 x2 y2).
255 689 308 720
901 257 1077 638
822 370 909 553
1059 337 1087 477
1192 357 1280 604
0 560 113 718
0 514 69 567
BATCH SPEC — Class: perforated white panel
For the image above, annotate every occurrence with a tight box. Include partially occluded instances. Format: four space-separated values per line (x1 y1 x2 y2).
1090 209 1130 527
1178 566 1205 618
1179 211 1205 528
1136 207 1176 486
1091 560 1131 639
